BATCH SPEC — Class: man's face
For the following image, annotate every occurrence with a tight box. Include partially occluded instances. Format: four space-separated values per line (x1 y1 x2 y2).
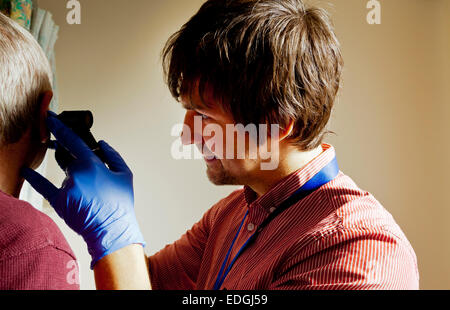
180 89 266 186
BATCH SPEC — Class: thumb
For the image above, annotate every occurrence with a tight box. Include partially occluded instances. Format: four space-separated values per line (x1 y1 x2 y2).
21 167 59 205
98 140 132 174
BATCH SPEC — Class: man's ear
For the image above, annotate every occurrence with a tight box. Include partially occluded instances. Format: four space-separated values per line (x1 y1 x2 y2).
38 90 53 143
278 119 295 142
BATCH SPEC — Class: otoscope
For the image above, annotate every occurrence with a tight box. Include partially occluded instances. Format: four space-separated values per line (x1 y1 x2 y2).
55 111 106 167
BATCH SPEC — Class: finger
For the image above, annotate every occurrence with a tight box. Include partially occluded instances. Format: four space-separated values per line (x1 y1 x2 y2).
54 142 73 172
98 140 131 173
46 112 93 161
21 167 59 204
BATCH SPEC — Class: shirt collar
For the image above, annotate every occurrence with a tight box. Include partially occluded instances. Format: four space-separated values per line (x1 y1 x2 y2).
243 144 336 216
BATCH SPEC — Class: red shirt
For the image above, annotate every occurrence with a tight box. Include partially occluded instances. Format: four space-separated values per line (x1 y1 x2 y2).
0 190 79 290
148 144 419 290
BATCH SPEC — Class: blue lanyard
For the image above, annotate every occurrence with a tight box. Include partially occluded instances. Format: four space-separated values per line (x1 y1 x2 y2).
213 157 339 290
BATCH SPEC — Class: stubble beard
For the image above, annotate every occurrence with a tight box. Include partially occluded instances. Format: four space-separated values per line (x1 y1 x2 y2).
205 159 241 186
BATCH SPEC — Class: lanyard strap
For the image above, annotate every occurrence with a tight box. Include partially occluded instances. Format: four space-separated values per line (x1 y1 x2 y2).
213 157 339 290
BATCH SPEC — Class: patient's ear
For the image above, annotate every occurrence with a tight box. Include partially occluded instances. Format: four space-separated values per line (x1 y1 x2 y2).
38 90 53 143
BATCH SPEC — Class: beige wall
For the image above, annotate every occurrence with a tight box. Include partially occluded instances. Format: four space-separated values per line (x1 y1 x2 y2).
36 0 450 289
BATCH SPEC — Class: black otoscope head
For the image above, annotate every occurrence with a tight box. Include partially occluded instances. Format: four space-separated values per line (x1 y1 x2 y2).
55 111 104 167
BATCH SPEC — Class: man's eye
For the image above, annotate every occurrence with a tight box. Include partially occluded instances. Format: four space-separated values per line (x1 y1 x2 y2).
198 112 210 120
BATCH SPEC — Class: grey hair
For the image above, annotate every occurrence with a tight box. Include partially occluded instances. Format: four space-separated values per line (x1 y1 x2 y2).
0 12 52 146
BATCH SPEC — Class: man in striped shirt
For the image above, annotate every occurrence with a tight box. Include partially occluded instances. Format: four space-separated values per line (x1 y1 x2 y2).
24 0 419 289
145 0 419 289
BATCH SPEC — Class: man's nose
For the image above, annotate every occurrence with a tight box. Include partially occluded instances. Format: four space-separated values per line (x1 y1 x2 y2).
181 110 202 146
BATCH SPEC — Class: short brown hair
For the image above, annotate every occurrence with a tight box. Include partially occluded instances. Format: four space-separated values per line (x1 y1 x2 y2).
163 0 343 150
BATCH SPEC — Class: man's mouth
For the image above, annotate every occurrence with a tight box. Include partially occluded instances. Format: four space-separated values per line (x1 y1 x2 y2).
204 154 218 163
197 144 218 163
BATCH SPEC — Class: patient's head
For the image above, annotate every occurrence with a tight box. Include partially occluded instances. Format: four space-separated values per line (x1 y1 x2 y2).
0 12 53 170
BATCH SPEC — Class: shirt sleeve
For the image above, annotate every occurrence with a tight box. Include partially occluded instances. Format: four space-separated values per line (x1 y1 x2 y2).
148 205 218 290
0 245 80 290
269 228 420 290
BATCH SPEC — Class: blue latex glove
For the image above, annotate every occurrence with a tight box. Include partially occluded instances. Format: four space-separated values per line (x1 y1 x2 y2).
21 111 146 269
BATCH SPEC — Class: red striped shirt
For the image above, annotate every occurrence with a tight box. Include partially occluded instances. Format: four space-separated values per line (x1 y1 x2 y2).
148 144 419 290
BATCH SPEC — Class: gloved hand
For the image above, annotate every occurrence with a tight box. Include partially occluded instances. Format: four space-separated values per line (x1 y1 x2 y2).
21 111 146 269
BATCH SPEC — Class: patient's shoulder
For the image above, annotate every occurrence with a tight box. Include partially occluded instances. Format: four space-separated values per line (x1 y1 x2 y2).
0 190 75 260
